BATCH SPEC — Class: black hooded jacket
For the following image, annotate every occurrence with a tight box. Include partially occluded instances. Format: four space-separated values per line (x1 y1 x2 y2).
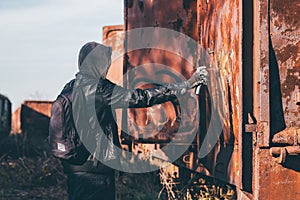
61 42 188 173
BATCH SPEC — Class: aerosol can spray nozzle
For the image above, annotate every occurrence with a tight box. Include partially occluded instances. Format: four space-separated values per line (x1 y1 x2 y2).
194 66 208 95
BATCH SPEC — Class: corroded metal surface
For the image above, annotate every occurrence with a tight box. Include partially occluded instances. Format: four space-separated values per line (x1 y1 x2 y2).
22 100 52 117
272 127 300 145
125 0 242 186
197 0 241 185
270 146 300 164
270 0 300 128
11 107 21 134
251 0 300 199
102 25 125 142
254 149 300 200
253 0 270 147
125 0 199 143
103 25 125 85
21 101 52 134
12 101 52 135
124 0 300 197
126 0 198 39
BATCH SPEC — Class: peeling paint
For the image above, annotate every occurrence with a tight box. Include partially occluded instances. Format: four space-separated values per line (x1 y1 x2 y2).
122 1 300 196
270 0 300 127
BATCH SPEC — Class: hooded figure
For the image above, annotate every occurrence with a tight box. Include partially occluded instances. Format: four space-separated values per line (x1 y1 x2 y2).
73 42 119 165
59 42 118 200
56 41 207 200
78 42 112 79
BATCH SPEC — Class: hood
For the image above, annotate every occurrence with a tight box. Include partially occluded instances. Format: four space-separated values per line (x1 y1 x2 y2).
78 42 112 79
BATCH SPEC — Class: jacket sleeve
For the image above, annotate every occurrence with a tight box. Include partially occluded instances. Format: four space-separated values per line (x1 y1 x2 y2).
96 79 188 108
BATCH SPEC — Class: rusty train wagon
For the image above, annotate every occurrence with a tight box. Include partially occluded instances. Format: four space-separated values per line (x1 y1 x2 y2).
0 94 11 138
11 100 52 149
112 0 300 199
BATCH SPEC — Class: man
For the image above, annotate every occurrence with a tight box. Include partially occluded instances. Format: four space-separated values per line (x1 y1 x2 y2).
58 41 207 200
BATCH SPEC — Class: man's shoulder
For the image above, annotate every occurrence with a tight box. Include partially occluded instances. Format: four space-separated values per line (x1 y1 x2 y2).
96 79 123 93
61 79 75 94
66 79 76 87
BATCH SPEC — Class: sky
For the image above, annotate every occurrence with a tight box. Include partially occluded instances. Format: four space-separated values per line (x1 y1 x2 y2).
0 0 123 110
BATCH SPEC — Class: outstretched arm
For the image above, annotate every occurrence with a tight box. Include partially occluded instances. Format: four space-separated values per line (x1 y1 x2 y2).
97 66 208 108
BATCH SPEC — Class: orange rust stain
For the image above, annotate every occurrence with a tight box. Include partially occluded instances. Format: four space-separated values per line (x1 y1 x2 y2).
270 0 300 127
199 0 240 143
281 68 300 99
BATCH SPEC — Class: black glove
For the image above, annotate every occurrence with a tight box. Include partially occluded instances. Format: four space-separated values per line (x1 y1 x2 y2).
185 66 208 89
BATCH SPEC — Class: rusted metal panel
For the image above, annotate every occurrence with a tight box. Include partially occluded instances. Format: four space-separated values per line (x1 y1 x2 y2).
124 0 202 180
103 25 125 85
103 25 125 139
12 101 52 136
252 0 272 198
125 0 199 143
11 107 21 134
125 0 242 187
254 149 300 200
22 101 52 117
272 127 300 146
124 0 300 197
253 0 270 148
270 146 300 164
270 0 300 128
252 0 300 199
197 0 242 186
126 0 198 39
21 101 52 149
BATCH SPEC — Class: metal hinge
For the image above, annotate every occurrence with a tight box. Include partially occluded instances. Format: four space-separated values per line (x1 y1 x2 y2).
245 122 269 147
270 127 300 164
245 124 257 133
270 146 300 164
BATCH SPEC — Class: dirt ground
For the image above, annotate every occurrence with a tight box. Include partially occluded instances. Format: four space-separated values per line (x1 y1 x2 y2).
0 135 236 200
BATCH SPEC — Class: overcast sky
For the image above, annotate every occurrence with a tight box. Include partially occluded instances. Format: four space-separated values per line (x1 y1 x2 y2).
0 0 123 110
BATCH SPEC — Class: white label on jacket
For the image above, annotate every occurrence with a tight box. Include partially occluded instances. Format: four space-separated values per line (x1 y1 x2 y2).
57 143 66 152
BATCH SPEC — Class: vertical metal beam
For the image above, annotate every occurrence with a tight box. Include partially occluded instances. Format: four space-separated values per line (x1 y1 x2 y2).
251 1 300 199
253 0 270 199
253 0 270 148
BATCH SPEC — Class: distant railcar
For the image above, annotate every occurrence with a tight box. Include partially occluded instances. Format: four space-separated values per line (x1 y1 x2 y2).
0 94 11 138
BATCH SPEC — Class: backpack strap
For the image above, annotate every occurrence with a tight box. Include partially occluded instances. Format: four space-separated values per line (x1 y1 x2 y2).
60 94 70 103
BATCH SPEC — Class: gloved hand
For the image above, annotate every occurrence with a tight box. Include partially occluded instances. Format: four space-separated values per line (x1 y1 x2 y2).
185 66 208 88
